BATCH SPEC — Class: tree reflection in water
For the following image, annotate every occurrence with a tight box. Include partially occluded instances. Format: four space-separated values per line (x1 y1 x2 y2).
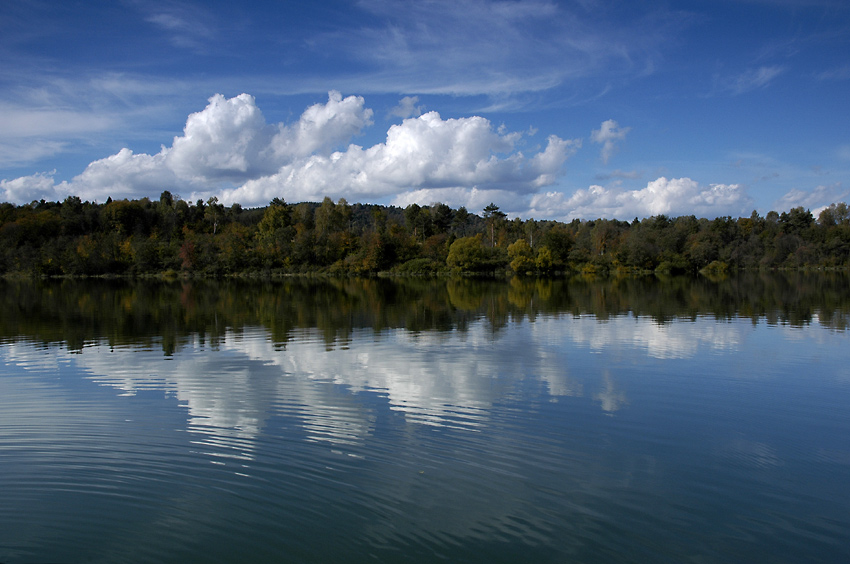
1 272 848 355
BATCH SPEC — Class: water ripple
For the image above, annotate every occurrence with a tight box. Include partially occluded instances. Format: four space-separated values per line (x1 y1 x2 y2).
3 313 850 563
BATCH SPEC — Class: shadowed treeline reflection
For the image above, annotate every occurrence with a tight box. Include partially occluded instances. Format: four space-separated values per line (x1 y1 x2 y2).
1 272 848 353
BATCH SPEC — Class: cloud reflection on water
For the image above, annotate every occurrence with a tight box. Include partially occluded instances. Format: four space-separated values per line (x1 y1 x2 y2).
0 314 753 458
3 309 849 561
554 315 742 359
51 314 751 456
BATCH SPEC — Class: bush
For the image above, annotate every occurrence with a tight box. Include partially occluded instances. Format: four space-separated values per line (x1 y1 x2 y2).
393 258 444 275
447 235 487 272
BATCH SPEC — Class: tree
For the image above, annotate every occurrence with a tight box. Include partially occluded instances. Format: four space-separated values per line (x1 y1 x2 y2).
482 203 506 247
404 203 431 240
535 246 554 273
780 206 814 235
431 202 454 234
687 230 720 268
819 202 850 226
315 197 351 236
452 206 470 235
59 195 87 237
591 219 621 256
507 238 534 273
540 224 573 267
102 199 148 236
447 235 488 272
205 196 224 234
258 199 292 235
217 223 252 272
256 199 293 267
159 190 174 208
524 219 539 248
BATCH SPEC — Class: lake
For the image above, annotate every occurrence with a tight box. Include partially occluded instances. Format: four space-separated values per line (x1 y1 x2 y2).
1 274 849 563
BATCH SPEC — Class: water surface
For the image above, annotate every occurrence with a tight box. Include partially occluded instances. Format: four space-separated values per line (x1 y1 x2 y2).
1 274 849 563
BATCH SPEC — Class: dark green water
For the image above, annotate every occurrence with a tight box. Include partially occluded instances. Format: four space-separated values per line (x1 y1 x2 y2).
1 274 849 563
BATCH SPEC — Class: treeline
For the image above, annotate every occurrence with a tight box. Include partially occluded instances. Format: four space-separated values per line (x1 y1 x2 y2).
2 192 850 277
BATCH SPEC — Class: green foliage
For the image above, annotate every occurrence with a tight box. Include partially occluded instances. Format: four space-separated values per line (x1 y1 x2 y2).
430 203 454 234
393 258 445 275
508 238 534 273
540 225 573 267
482 203 506 247
535 246 554 274
447 235 488 272
701 260 729 277
1 194 849 278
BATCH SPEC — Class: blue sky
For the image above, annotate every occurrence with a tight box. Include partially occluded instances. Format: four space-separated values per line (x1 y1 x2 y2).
1 0 849 220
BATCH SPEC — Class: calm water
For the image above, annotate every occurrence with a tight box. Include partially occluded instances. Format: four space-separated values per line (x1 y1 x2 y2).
1 275 849 563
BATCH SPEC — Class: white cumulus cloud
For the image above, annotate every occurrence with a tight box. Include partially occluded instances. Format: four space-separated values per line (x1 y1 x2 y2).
2 92 574 210
165 93 278 182
219 111 578 209
0 93 753 221
72 149 176 202
388 96 424 119
268 91 375 160
0 171 65 203
529 176 754 220
0 91 376 204
774 183 849 214
166 91 373 184
590 119 630 164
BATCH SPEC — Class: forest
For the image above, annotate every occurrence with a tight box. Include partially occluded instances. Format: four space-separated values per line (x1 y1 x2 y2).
1 192 850 277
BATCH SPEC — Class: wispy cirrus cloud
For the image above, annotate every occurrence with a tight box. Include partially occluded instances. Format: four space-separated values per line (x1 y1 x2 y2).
815 65 850 81
134 1 218 51
720 65 785 95
0 103 116 139
595 169 642 181
0 70 201 168
314 0 679 97
0 141 67 169
0 0 685 177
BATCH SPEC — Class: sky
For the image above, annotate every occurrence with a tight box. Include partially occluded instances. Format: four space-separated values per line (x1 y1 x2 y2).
1 0 849 220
